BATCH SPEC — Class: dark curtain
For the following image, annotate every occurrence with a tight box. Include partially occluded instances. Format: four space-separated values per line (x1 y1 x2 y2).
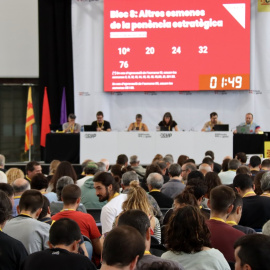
38 0 74 125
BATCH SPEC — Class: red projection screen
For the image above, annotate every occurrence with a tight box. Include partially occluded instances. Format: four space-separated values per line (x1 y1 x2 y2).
104 0 250 92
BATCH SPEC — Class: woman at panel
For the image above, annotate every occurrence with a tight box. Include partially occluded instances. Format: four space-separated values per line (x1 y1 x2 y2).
128 114 149 131
158 112 178 131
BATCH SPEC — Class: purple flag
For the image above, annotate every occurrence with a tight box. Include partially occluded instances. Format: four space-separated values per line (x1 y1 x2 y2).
60 87 67 124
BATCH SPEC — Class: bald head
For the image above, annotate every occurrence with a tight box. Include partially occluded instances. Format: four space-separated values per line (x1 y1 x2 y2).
12 178 30 195
199 163 211 175
100 159 110 171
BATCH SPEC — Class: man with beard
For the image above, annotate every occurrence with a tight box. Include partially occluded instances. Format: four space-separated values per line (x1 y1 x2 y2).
93 172 127 234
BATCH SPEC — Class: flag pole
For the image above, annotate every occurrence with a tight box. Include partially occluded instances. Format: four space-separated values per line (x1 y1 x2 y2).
28 127 31 162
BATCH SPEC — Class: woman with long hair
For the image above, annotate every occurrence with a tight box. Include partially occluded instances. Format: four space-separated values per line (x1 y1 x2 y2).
158 112 178 131
121 181 161 243
162 205 230 269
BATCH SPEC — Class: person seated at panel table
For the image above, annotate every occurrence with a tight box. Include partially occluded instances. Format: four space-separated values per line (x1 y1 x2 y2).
158 112 179 131
62 113 81 133
234 113 261 134
91 111 111 132
201 112 222 132
127 114 148 131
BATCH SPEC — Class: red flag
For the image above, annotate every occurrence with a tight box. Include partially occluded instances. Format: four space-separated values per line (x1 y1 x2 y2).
25 87 35 152
40 87 51 147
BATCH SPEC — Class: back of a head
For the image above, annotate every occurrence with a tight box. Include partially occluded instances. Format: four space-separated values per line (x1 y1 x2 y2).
62 184 81 205
165 205 210 253
234 234 270 270
19 189 44 213
122 181 152 216
118 209 150 238
84 162 99 175
205 151 214 160
96 162 106 172
262 159 270 169
156 160 167 171
5 168 24 185
0 190 12 224
163 155 174 165
228 159 241 170
56 176 74 201
49 160 60 175
184 162 197 173
204 172 222 196
52 161 77 192
116 154 128 166
49 218 81 246
12 178 30 193
199 163 211 174
202 157 213 167
31 174 48 190
249 156 261 168
168 163 181 177
130 155 139 165
0 154 5 167
146 172 164 189
186 178 207 200
102 225 145 268
145 163 162 179
184 159 196 165
177 155 189 166
122 171 139 187
38 195 50 221
174 189 198 207
221 158 231 172
230 193 243 215
0 183 14 198
233 174 253 191
262 220 270 236
209 185 236 213
111 164 127 178
187 170 204 181
235 152 247 163
260 171 270 192
236 166 251 175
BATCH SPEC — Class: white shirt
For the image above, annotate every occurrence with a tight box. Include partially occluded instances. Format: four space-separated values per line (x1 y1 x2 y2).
76 175 93 188
101 193 127 234
218 170 236 185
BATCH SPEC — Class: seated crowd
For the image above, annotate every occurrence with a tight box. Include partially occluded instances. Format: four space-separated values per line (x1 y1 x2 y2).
1 152 270 269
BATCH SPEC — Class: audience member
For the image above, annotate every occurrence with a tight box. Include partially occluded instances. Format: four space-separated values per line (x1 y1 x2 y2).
47 160 60 182
93 172 127 233
96 162 106 172
116 154 128 167
12 178 30 217
205 150 222 173
198 163 211 176
249 156 261 179
235 152 247 165
236 165 251 176
253 171 265 195
121 171 163 222
50 176 86 215
152 154 163 164
206 186 244 262
77 162 98 188
0 170 7 183
3 190 50 254
260 171 270 197
52 184 101 260
49 161 77 192
202 171 222 208
202 156 214 171
0 183 14 206
161 164 185 199
162 205 230 269
218 159 241 185
147 173 173 208
221 158 231 172
226 193 256 234
25 161 42 182
118 210 184 269
122 181 161 243
177 155 188 167
156 160 170 184
261 159 270 171
233 173 270 229
0 154 6 172
234 234 270 270
101 226 145 270
130 155 146 180
100 158 110 171
21 218 96 270
187 170 204 182
180 162 197 183
5 168 24 185
38 195 52 225
0 190 28 270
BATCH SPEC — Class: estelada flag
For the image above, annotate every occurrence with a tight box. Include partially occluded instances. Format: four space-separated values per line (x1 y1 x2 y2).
25 87 35 152
40 87 51 147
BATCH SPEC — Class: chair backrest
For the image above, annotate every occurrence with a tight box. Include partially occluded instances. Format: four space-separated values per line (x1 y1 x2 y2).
86 208 101 223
